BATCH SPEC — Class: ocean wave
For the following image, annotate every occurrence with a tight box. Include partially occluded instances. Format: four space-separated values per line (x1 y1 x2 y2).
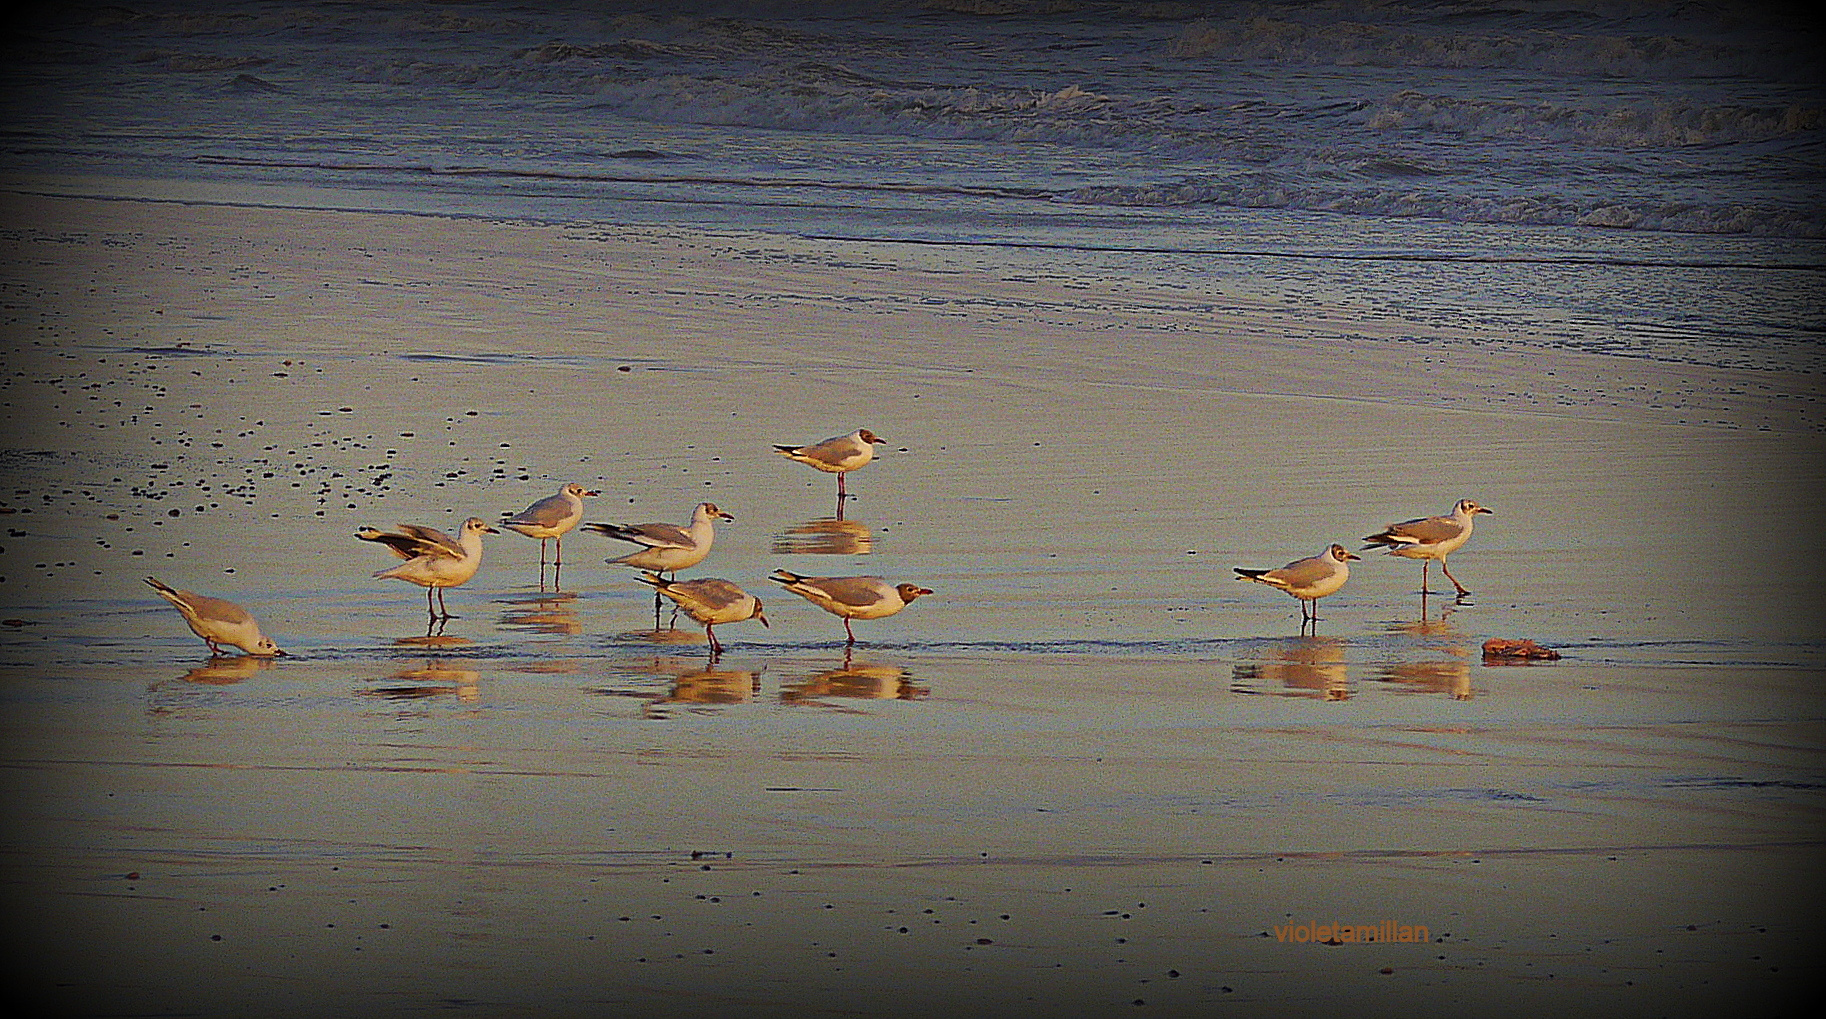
334 50 1826 238
1066 178 1826 238
354 41 1820 166
1166 13 1821 80
1365 90 1823 148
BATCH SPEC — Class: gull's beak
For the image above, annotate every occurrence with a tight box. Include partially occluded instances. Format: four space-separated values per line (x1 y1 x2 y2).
483 525 500 533
1477 506 1494 515
756 612 770 628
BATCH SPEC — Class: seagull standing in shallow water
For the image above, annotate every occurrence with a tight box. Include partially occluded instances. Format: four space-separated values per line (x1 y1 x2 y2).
500 482 598 571
360 517 497 618
773 428 885 508
586 502 732 626
585 502 730 578
1361 499 1493 597
144 577 285 657
1235 544 1360 627
768 569 930 645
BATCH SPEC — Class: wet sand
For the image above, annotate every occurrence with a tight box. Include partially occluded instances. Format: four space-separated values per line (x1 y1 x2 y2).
1 192 1821 1016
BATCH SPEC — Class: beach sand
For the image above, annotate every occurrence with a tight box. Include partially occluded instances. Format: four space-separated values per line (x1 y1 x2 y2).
1 193 1820 1016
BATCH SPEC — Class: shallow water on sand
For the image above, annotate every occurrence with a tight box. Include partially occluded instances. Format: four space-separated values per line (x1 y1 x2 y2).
5 647 1819 1016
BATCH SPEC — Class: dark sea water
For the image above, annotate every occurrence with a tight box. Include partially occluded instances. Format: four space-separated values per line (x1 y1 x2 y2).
3 0 1822 369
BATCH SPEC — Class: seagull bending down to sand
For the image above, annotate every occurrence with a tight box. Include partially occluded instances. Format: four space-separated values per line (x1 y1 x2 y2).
773 428 885 501
359 517 497 617
1361 499 1493 597
1235 544 1360 625
144 577 285 656
769 569 930 644
500 482 599 568
635 573 768 655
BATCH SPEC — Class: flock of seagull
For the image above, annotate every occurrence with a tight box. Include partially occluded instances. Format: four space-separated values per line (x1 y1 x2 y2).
1236 498 1495 625
144 426 1493 660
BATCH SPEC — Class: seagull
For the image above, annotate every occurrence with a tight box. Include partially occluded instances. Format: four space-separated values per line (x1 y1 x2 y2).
585 502 730 577
1234 544 1360 626
144 577 285 657
500 482 598 569
635 573 768 655
586 502 732 626
1361 499 1493 596
768 569 931 644
359 517 497 617
773 428 885 503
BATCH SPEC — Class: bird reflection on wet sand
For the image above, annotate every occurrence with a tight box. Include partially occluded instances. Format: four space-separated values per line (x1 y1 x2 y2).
362 659 481 703
771 517 874 556
593 656 752 716
1231 637 1350 700
643 666 763 718
1375 606 1475 699
497 590 582 636
173 655 277 686
781 654 926 708
146 655 277 712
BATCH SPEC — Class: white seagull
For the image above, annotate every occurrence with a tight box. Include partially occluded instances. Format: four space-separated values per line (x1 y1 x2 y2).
585 501 730 577
359 517 497 617
768 569 931 644
1362 499 1494 596
144 577 285 657
1235 543 1360 625
773 428 885 501
635 573 768 655
500 482 598 568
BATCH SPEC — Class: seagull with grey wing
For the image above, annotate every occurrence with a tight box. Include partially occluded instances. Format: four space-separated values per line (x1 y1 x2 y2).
144 577 286 657
585 502 732 627
769 569 931 645
635 573 768 656
1235 543 1360 628
1361 499 1493 597
500 482 598 573
774 428 885 510
358 517 497 618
